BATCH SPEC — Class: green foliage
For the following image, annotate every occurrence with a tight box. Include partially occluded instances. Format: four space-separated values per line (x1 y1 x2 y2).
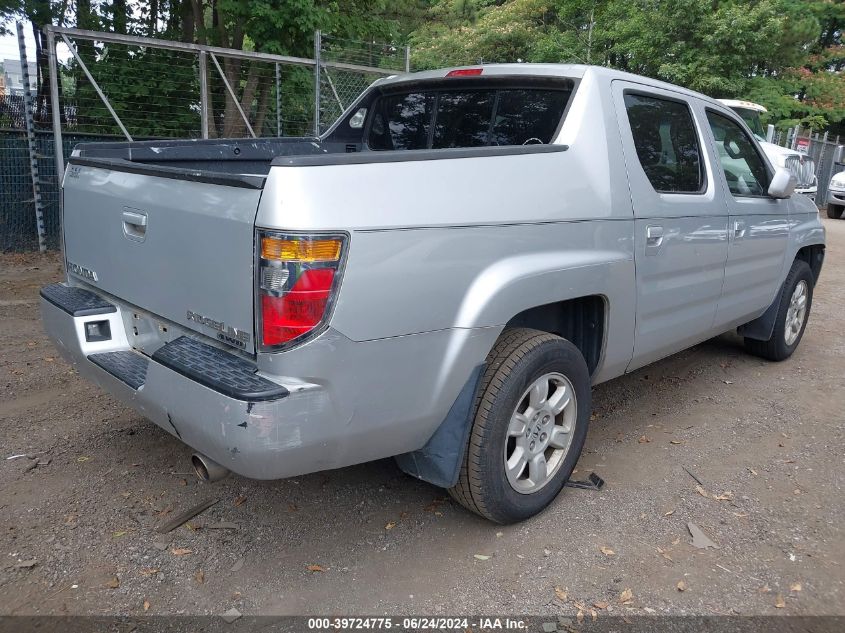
410 0 845 129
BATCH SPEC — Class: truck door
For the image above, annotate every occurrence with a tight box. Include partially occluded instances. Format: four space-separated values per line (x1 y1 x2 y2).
702 108 790 329
612 81 729 371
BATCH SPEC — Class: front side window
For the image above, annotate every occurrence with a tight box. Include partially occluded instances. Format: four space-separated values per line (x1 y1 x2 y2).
624 93 704 193
707 111 770 197
367 83 572 150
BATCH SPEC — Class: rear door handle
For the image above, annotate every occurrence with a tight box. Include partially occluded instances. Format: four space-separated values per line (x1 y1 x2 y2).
733 219 746 241
122 208 147 242
645 225 664 255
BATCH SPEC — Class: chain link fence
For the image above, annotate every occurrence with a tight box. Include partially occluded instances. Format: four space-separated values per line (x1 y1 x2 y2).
317 33 409 132
0 25 403 251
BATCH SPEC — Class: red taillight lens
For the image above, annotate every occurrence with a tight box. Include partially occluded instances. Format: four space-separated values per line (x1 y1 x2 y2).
257 232 346 349
261 269 335 346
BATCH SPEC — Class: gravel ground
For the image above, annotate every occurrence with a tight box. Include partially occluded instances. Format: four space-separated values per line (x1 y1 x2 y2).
0 218 843 619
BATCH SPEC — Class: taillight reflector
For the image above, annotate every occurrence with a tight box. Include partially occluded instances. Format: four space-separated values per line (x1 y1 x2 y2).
446 68 483 77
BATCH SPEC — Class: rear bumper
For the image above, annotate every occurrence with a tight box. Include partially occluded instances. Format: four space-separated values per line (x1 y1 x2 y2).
40 286 318 479
40 284 496 480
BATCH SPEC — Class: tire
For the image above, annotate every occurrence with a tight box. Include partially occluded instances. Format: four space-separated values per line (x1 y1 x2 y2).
744 260 814 361
448 328 591 523
827 204 844 219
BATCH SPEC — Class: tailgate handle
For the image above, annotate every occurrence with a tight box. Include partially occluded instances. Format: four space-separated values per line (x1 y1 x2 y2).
122 209 147 242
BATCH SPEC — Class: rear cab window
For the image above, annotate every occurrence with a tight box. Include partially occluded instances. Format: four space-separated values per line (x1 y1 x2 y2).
367 77 574 151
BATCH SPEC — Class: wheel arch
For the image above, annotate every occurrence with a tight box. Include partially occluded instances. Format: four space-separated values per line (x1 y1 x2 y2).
504 295 607 378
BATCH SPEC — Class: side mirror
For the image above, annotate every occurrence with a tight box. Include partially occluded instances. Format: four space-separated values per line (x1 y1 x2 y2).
768 167 797 199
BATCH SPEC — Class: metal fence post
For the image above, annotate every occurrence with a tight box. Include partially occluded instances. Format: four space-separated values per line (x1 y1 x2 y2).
198 50 209 139
404 45 411 73
45 26 65 253
275 62 282 137
314 30 322 136
18 22 47 253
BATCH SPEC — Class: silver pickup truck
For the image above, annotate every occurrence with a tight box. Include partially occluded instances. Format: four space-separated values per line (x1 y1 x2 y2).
41 64 825 523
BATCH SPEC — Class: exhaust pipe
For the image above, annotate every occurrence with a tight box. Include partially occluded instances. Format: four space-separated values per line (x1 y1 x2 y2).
191 452 230 483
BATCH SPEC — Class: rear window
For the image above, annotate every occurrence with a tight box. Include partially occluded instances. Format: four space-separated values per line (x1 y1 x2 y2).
368 83 572 151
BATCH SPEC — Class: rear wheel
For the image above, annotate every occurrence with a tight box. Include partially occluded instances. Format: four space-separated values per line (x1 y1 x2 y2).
448 328 590 523
744 260 814 361
827 204 844 219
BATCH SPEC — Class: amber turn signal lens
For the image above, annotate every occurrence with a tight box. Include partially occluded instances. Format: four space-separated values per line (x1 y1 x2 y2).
261 237 342 262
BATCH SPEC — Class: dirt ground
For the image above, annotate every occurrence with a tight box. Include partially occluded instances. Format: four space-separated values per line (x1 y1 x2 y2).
0 219 843 620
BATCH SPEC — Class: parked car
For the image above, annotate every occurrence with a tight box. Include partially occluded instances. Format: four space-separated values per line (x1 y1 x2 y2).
827 170 845 219
717 99 818 199
42 64 826 523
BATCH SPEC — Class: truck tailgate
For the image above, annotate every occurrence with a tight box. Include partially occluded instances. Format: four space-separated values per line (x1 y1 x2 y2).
63 159 262 353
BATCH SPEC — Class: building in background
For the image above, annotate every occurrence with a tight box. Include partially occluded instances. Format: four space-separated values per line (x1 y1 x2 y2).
3 59 37 96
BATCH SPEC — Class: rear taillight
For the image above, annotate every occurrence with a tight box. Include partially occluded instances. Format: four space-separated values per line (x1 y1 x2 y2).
257 232 347 350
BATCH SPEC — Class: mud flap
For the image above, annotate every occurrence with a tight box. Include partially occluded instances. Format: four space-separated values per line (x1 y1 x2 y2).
394 365 484 488
737 282 784 342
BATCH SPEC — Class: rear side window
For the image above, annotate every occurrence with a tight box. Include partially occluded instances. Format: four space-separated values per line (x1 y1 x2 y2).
706 111 770 197
368 84 571 150
624 93 704 193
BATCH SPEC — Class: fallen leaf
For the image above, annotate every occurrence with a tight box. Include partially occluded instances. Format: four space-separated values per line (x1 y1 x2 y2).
593 601 609 609
713 491 734 501
106 576 120 589
287 503 298 512
233 495 247 507
77 456 91 463
112 530 127 538
695 485 710 498
139 568 159 576
195 569 205 584
669 440 682 445
775 594 786 608
638 435 651 444
473 554 491 561
600 546 615 556
590 609 598 621
677 580 687 592
384 521 396 530
748 468 758 476
790 582 802 592
573 600 587 611
687 522 718 549
554 586 568 601
170 548 193 556
143 600 150 612
758 585 771 593
619 588 633 604
663 510 675 517
672 537 680 545
306 564 325 572
576 611 584 624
